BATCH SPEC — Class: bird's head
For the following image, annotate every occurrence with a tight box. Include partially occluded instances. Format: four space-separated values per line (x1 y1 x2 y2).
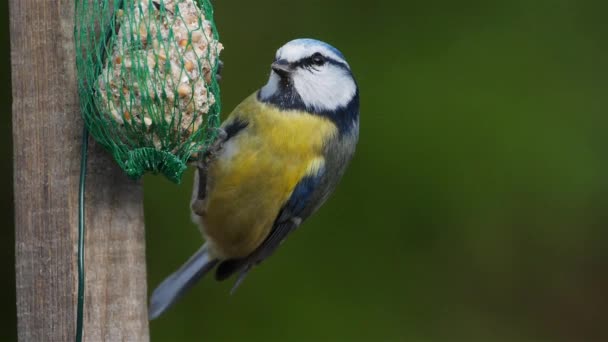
259 39 359 121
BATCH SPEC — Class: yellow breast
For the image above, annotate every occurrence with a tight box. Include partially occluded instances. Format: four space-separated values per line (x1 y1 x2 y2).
201 93 337 258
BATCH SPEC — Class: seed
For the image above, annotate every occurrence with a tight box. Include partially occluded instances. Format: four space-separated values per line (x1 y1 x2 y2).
114 56 122 64
111 109 123 124
191 32 202 43
184 60 195 72
186 15 197 24
179 39 188 48
123 111 131 121
178 84 191 97
165 89 175 103
147 56 156 68
203 69 211 83
139 23 147 44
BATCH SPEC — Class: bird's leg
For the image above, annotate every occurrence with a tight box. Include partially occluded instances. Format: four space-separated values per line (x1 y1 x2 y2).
201 128 227 168
195 128 227 200
194 57 223 202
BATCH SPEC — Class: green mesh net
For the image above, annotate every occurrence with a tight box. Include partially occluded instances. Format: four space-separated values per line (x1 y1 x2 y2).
75 0 222 183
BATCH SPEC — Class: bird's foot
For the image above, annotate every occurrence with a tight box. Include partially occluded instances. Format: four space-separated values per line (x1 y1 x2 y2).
197 128 227 171
195 128 226 201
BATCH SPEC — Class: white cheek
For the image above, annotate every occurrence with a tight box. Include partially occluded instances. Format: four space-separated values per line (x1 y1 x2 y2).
293 67 356 111
259 72 280 99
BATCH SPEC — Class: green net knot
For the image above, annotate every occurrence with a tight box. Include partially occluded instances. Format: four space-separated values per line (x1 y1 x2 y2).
124 147 188 183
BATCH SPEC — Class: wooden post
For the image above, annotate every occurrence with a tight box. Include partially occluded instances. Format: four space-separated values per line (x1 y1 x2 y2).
10 1 150 341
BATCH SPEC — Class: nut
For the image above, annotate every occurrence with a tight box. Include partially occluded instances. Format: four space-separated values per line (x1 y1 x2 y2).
178 83 191 97
191 31 202 43
184 60 195 72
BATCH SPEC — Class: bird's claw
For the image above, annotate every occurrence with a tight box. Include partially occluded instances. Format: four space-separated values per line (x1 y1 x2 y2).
198 128 227 170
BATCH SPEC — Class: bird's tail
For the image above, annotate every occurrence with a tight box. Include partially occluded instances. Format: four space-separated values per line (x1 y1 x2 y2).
149 243 218 320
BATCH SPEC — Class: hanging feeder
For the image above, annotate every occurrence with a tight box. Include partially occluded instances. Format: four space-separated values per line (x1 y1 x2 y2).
75 0 223 183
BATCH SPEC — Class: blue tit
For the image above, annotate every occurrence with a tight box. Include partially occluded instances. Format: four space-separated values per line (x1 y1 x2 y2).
149 38 360 319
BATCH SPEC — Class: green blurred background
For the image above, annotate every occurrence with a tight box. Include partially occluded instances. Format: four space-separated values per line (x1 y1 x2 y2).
2 0 608 341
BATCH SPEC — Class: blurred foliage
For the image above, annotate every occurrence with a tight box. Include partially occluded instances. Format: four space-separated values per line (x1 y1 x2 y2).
2 0 608 341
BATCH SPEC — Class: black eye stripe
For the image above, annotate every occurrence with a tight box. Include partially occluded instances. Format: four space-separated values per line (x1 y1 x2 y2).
292 55 348 70
326 59 349 69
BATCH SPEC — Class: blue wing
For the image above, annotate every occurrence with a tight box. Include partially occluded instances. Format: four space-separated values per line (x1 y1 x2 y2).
214 167 325 289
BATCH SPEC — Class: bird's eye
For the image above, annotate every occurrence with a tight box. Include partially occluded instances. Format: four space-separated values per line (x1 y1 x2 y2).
311 53 326 66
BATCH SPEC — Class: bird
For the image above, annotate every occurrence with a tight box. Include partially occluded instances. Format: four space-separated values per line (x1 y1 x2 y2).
149 38 360 319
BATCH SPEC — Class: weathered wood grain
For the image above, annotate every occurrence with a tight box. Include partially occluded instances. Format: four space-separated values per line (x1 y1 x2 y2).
10 1 150 340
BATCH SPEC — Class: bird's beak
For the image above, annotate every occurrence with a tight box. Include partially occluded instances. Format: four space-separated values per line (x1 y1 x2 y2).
271 59 292 76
